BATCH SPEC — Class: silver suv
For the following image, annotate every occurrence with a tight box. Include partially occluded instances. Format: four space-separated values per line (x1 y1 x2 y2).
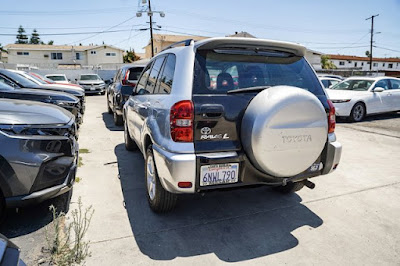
123 37 342 212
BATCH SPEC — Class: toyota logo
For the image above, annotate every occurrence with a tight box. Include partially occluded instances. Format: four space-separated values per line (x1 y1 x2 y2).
201 127 211 134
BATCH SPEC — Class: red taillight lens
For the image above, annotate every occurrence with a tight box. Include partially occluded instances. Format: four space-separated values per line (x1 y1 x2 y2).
122 70 132 86
178 182 192 188
170 100 194 142
327 100 336 133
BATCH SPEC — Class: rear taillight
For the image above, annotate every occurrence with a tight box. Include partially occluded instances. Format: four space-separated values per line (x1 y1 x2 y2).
327 100 336 133
170 100 193 142
122 70 132 86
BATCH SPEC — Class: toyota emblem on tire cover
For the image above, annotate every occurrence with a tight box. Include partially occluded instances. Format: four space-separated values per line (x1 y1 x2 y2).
201 127 211 134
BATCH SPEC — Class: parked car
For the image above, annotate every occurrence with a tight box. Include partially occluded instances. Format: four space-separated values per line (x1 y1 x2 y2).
0 69 85 115
45 74 70 84
0 81 82 124
319 77 342 89
0 233 25 265
76 74 105 95
0 99 77 218
29 72 83 89
123 37 342 212
326 77 400 122
107 65 145 125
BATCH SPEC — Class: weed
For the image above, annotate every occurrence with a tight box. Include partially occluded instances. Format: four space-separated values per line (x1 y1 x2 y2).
45 197 94 265
78 156 84 167
75 177 81 183
79 148 90 154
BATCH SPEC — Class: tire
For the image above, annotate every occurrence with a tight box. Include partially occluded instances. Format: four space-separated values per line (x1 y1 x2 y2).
51 188 73 214
113 112 123 126
349 102 365 122
145 145 177 213
0 190 5 224
273 182 304 194
107 97 113 114
100 91 105 95
124 120 138 151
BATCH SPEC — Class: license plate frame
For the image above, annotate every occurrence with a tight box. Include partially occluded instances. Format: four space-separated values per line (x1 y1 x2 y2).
200 163 239 187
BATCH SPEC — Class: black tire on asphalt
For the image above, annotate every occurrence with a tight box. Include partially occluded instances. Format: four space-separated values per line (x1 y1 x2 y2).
107 96 113 114
113 112 123 126
273 182 305 194
349 102 366 122
145 145 177 213
0 190 5 224
51 188 73 214
124 120 138 151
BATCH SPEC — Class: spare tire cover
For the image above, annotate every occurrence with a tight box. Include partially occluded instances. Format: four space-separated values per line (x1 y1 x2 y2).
241 86 327 177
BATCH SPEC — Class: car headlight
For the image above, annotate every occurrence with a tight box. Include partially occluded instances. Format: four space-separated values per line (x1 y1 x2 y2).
331 99 351 103
0 125 69 136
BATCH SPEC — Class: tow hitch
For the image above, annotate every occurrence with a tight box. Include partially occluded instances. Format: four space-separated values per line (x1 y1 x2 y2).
304 179 315 189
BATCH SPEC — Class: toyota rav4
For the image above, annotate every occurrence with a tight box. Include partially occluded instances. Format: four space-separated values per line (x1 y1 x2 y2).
123 37 342 212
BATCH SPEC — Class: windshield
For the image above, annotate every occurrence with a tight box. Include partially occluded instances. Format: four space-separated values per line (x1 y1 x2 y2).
193 49 325 96
47 75 66 81
331 80 373 91
1 70 38 88
80 74 101 81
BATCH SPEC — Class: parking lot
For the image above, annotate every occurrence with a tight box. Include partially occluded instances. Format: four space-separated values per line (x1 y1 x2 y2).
2 94 398 265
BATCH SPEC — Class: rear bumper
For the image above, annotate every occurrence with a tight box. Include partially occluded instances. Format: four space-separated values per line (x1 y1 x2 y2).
153 136 342 194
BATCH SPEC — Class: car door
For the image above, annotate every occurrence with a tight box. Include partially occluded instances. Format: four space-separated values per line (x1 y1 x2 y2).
372 79 392 112
388 79 400 111
126 62 153 144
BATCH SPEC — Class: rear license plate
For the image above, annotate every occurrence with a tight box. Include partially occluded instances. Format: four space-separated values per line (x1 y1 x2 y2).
200 163 239 186
90 86 95 91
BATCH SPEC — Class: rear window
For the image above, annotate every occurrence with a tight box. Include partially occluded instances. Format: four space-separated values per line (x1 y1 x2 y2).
193 49 325 97
128 67 144 81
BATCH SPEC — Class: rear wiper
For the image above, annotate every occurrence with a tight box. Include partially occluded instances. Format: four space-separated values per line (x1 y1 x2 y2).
227 86 271 94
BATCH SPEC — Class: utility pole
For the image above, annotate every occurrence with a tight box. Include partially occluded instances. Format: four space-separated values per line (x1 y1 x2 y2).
148 0 154 57
366 14 379 71
136 0 164 58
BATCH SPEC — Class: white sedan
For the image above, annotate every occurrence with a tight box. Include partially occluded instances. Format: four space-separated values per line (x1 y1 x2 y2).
326 77 400 122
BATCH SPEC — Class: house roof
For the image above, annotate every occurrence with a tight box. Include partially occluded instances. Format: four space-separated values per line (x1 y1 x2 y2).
147 34 208 46
4 44 124 52
227 31 256 38
328 54 400 63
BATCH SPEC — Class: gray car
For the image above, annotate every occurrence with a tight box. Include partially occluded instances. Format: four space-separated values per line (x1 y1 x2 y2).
124 37 342 212
0 99 78 217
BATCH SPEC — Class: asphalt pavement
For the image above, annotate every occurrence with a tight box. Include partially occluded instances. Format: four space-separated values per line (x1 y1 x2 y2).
3 95 400 265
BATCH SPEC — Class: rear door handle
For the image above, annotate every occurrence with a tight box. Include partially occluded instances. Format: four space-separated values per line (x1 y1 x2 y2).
200 104 224 118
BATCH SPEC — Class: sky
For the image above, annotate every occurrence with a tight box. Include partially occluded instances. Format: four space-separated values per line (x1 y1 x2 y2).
0 0 399 58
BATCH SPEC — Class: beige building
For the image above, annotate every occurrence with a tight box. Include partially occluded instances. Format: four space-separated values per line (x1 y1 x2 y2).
4 44 124 68
143 34 207 58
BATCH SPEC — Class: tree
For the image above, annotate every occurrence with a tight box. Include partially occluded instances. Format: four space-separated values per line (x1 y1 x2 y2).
15 25 28 44
48 40 54 45
321 55 337 69
29 29 41 44
123 49 140 63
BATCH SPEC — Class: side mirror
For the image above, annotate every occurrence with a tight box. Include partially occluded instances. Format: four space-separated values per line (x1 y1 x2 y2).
373 87 384 92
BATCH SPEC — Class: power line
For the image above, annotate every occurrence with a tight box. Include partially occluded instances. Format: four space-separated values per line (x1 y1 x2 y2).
374 46 400 53
66 16 136 45
0 28 143 37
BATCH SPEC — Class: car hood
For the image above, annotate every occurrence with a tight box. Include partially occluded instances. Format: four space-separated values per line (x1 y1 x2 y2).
45 83 84 91
326 89 369 100
28 84 84 96
78 80 105 85
14 88 79 102
0 99 73 125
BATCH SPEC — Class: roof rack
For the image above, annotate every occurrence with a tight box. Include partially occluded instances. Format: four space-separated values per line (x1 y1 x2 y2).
162 39 194 51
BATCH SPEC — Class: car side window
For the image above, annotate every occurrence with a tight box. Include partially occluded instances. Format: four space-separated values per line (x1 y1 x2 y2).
155 54 176 94
374 79 390 90
136 62 153 95
147 56 166 94
0 74 16 87
389 79 400 90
